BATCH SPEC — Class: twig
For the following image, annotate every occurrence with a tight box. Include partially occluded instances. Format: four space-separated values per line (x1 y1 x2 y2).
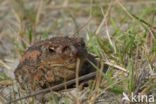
76 58 80 104
7 72 96 104
105 61 128 73
95 1 113 34
0 94 6 104
0 80 13 86
130 14 153 27
73 17 92 36
116 0 156 29
0 60 11 70
35 0 43 26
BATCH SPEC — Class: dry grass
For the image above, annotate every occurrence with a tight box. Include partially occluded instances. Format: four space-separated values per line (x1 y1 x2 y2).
0 0 156 104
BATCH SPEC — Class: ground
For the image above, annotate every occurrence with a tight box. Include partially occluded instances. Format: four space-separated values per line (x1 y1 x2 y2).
0 0 156 104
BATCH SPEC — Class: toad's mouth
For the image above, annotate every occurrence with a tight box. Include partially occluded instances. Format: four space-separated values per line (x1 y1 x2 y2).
49 63 76 69
48 58 85 70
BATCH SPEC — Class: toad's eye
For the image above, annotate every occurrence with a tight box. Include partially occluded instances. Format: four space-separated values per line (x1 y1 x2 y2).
49 47 55 53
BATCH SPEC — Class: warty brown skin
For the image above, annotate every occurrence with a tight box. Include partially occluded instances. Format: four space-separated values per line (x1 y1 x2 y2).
14 37 96 92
